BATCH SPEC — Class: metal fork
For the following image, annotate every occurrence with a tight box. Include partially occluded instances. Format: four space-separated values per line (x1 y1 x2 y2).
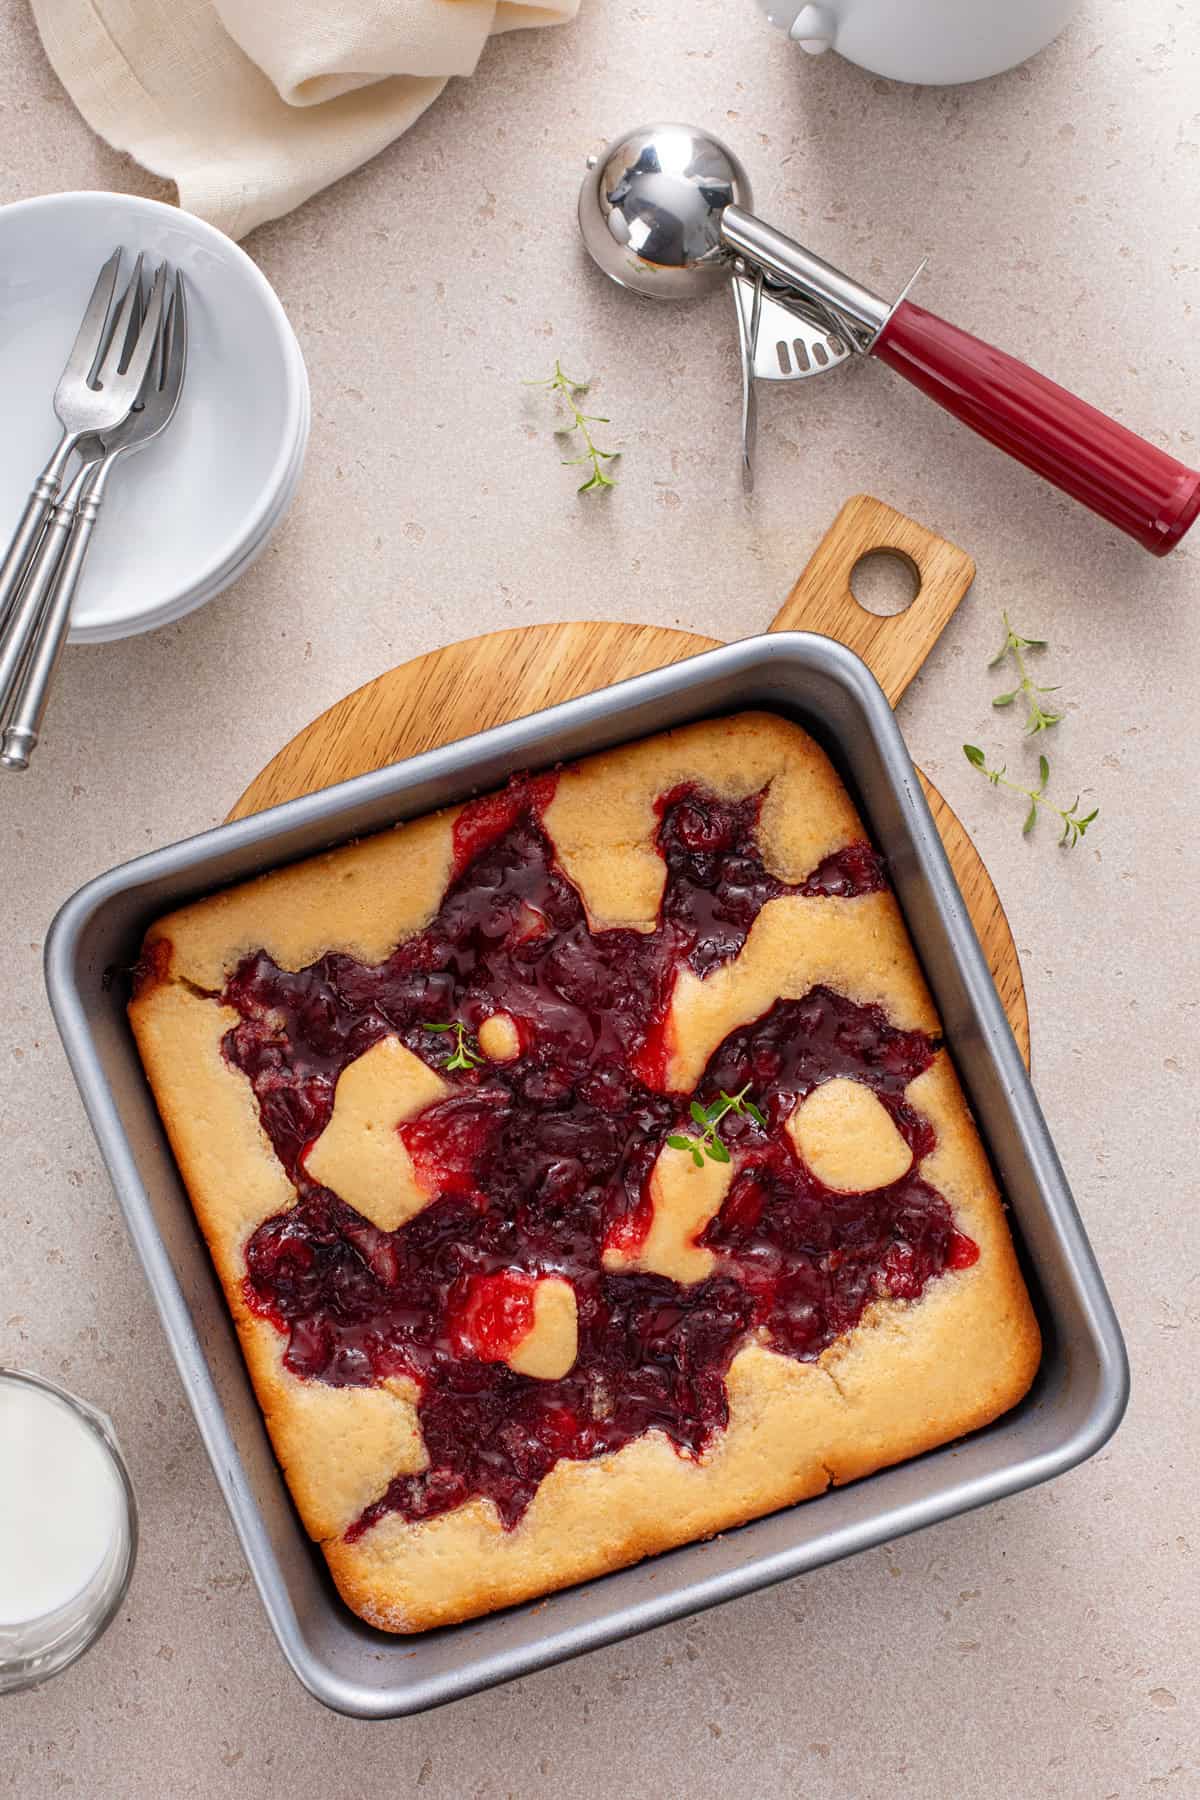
0 248 156 635
0 270 187 771
0 259 169 725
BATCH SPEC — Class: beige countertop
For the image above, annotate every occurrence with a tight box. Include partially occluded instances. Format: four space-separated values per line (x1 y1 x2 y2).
1 0 1197 1792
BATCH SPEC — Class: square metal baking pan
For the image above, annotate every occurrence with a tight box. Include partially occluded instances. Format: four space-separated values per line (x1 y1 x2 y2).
45 633 1128 1718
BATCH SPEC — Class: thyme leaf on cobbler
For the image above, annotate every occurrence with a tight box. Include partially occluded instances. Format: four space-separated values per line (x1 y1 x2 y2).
963 746 1098 847
667 1085 767 1168
525 361 620 493
421 1019 484 1072
989 612 1063 734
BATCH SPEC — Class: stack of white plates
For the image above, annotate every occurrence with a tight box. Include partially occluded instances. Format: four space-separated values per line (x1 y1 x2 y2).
0 193 310 644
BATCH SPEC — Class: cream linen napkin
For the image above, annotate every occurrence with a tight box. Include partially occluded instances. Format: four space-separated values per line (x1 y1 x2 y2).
29 0 579 239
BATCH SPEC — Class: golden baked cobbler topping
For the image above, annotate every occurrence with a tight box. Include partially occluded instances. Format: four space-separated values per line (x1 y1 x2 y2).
222 777 977 1536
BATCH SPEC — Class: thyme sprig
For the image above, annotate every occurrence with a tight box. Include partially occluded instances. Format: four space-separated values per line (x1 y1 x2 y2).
963 746 1098 847
989 612 1063 733
421 1019 483 1072
526 362 620 493
667 1085 767 1169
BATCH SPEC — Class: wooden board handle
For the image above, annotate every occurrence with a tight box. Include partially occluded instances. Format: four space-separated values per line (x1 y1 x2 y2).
767 493 976 706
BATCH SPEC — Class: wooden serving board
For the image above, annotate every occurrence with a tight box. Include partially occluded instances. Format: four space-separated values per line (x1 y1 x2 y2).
230 494 1029 1066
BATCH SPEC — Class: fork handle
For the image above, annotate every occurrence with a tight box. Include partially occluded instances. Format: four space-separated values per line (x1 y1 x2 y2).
0 476 63 636
0 486 83 723
0 491 100 769
0 430 79 632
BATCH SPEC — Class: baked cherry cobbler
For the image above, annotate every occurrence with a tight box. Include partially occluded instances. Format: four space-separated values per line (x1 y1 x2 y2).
129 714 1040 1631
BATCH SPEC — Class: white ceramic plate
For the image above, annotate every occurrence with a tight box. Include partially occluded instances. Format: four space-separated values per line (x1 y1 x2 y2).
71 372 311 644
67 338 311 644
0 192 308 639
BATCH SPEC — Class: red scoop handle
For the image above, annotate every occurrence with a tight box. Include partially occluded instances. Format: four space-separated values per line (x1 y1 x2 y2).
873 300 1200 555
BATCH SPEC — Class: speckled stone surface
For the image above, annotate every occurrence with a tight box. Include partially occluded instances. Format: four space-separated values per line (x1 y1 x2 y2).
1 0 1197 1792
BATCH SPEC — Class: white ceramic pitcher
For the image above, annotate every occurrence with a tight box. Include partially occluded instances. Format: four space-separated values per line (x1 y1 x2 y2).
757 0 1079 84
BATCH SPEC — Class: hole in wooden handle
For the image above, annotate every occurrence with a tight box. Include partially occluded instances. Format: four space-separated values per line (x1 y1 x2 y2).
849 548 922 617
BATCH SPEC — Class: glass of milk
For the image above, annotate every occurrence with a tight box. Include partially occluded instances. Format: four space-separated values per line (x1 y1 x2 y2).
0 1369 137 1692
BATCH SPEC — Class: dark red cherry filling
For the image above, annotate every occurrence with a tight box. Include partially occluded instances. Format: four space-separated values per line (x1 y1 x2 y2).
655 782 885 979
222 776 974 1537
